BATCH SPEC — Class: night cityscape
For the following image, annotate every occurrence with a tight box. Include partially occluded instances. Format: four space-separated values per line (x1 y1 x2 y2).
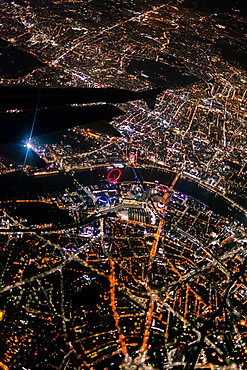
0 0 246 369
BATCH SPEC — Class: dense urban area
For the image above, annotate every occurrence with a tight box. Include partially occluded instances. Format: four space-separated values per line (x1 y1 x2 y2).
0 0 246 369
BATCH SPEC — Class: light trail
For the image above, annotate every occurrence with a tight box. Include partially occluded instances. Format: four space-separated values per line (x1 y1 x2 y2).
184 101 199 135
146 219 163 287
139 297 155 362
109 259 128 357
0 362 8 370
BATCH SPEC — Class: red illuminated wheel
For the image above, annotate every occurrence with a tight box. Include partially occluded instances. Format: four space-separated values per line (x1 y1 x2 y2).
107 168 121 182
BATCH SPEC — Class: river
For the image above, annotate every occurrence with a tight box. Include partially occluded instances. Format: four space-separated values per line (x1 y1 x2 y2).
0 166 245 226
0 38 44 78
125 58 200 88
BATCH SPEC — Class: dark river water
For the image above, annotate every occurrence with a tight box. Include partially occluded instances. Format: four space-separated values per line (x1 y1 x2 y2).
0 38 44 78
126 58 200 88
216 43 247 71
3 201 73 226
0 166 245 226
0 171 75 199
